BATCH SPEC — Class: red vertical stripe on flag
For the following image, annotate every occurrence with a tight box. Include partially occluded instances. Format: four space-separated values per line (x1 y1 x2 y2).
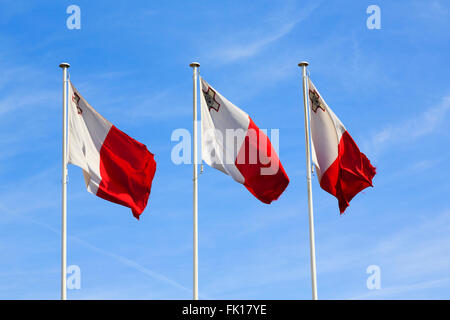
319 131 376 213
97 126 157 219
235 118 289 204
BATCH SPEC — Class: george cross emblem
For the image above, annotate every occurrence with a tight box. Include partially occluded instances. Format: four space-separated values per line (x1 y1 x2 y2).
72 92 82 115
309 89 325 113
202 87 220 112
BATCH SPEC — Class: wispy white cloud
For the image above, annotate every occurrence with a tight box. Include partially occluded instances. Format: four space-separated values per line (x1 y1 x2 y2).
0 89 57 116
126 86 191 121
214 21 299 63
204 2 321 64
372 210 450 278
366 95 450 152
69 77 190 124
332 210 450 299
0 1 33 23
414 0 448 20
2 209 194 297
68 235 193 296
0 167 194 298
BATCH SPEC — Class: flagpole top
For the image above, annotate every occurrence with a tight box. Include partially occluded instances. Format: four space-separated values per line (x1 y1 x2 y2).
190 62 200 68
59 63 70 69
298 61 309 67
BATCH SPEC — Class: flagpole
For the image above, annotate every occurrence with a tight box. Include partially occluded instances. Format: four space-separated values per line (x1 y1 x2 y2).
298 61 318 300
59 62 70 300
190 62 200 300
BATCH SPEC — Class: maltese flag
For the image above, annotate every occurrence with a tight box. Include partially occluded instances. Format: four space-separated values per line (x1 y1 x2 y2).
67 82 156 219
200 77 289 204
308 78 376 213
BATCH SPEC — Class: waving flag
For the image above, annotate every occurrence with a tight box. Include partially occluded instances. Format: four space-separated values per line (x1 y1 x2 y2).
200 77 289 204
67 82 156 219
308 78 376 213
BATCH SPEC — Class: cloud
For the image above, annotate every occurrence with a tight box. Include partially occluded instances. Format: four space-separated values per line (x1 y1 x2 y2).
414 0 448 20
0 1 33 24
205 2 321 63
68 235 193 296
372 210 450 278
0 89 57 116
69 77 190 124
214 21 298 63
126 86 191 121
2 209 194 297
335 210 450 299
367 95 450 152
0 167 194 298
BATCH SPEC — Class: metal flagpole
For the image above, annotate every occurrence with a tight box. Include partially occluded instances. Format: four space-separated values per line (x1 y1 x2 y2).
59 62 70 300
298 61 318 300
189 62 200 300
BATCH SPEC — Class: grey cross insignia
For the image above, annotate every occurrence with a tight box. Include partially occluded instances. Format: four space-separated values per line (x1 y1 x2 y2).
309 89 325 113
72 92 82 115
202 87 220 112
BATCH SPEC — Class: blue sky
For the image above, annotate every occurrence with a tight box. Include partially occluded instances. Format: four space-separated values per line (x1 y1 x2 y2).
0 0 449 299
